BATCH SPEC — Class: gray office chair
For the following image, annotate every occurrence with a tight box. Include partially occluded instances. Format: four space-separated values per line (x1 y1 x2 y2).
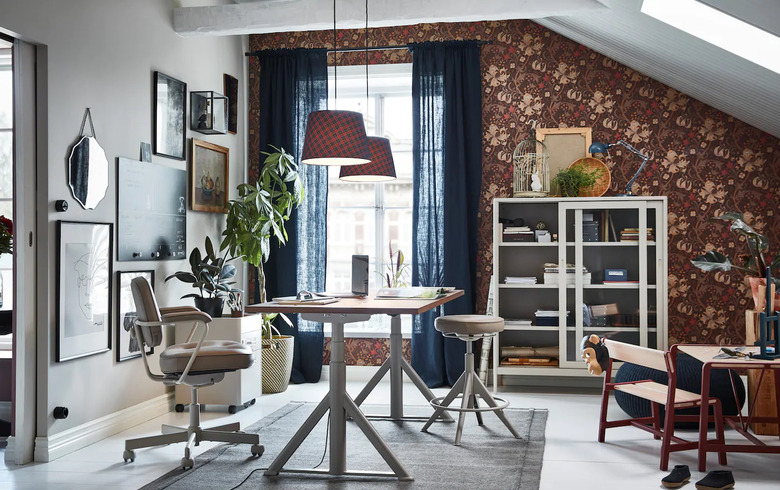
122 277 263 469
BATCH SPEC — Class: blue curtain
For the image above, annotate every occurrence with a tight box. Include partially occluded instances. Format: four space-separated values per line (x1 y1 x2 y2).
411 41 484 388
256 48 328 383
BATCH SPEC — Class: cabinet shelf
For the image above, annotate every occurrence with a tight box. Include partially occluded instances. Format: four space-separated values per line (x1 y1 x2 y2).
493 197 667 387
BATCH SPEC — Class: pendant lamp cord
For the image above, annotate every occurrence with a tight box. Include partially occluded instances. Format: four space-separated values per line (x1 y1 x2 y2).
333 0 337 110
365 0 369 108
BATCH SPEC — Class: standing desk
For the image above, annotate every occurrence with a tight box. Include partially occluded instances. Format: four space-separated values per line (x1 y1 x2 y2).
676 344 780 471
246 290 463 481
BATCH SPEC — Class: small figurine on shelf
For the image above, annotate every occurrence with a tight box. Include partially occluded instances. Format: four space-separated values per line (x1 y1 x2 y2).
530 168 543 193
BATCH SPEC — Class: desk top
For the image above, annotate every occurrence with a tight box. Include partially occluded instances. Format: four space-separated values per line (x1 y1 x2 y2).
677 344 780 366
246 290 464 316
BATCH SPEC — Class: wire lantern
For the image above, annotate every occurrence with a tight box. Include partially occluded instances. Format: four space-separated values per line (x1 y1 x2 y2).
512 121 550 197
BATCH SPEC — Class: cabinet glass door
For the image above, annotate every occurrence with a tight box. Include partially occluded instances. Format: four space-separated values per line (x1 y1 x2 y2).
559 200 659 367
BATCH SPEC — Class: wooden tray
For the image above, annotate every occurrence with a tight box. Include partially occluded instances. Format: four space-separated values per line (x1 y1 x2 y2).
569 157 610 197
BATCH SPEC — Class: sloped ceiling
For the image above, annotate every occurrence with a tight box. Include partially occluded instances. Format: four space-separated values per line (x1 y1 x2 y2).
174 0 780 138
536 0 780 139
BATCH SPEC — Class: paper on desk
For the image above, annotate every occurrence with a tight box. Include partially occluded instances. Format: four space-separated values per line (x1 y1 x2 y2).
375 287 452 299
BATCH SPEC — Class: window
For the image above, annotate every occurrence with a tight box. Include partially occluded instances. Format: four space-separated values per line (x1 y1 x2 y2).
0 45 13 315
325 63 413 336
641 0 780 74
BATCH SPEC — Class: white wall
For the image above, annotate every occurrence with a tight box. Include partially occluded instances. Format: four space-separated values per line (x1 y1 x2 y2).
0 0 246 437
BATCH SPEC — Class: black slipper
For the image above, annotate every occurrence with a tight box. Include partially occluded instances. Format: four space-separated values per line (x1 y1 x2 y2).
662 465 691 488
696 470 735 490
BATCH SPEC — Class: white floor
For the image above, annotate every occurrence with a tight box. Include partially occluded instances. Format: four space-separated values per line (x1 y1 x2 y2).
1 375 779 489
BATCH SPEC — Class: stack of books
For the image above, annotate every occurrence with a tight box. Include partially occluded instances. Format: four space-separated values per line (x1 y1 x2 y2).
502 225 534 242
500 345 559 366
620 227 655 242
504 319 533 328
534 309 572 326
582 212 599 242
542 262 591 285
505 276 537 285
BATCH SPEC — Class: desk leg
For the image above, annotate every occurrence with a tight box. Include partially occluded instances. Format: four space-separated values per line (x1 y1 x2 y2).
699 365 711 472
266 314 410 480
330 320 347 474
389 314 404 419
264 394 331 476
352 314 453 422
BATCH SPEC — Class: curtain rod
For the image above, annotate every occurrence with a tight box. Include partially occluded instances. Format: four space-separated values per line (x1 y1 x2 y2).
245 40 491 57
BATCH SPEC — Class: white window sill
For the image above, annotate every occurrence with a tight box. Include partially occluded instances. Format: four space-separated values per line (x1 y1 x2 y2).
323 329 411 339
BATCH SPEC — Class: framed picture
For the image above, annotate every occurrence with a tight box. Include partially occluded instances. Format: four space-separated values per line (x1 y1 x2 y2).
191 138 229 213
536 127 593 183
116 270 155 362
56 221 113 362
153 71 187 160
223 73 238 134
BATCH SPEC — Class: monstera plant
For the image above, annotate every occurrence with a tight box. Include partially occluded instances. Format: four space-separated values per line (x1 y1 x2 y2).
691 211 780 308
691 212 779 281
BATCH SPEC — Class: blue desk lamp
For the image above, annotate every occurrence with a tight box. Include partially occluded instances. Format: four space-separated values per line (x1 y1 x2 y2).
589 140 650 197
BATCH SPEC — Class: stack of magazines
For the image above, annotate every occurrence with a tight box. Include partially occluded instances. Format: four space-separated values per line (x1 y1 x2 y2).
542 262 591 285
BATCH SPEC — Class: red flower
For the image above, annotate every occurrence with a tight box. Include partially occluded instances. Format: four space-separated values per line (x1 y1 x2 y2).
0 216 11 234
0 215 12 256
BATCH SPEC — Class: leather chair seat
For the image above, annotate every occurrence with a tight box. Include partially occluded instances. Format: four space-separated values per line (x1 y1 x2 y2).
434 314 505 335
160 340 254 374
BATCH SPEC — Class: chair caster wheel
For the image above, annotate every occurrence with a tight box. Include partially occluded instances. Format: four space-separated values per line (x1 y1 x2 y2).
251 444 264 457
123 450 135 463
181 457 194 470
175 404 185 413
250 398 256 405
228 405 237 414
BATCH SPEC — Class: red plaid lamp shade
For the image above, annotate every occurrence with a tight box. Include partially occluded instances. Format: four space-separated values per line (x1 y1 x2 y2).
301 110 371 166
339 136 397 182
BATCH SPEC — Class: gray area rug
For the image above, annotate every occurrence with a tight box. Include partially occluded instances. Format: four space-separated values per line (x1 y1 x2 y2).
141 402 547 489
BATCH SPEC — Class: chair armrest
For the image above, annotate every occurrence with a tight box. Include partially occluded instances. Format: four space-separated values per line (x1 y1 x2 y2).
160 306 200 315
162 310 213 324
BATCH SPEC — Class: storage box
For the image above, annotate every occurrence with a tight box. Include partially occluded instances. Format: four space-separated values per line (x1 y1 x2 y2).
605 268 628 281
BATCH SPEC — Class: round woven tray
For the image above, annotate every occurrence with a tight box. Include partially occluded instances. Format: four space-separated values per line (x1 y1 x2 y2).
569 157 610 197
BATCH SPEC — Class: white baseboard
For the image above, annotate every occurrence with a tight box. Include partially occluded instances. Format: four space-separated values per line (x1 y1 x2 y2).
3 436 14 463
34 393 173 462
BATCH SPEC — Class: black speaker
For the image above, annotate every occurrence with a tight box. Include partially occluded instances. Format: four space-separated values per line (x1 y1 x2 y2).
351 255 369 296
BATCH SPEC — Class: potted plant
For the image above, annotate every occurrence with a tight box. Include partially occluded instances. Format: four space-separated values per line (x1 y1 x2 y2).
691 211 780 309
220 145 303 393
383 242 410 288
551 165 603 197
165 236 241 318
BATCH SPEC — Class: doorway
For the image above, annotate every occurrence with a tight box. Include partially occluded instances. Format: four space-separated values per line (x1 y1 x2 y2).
0 35 13 446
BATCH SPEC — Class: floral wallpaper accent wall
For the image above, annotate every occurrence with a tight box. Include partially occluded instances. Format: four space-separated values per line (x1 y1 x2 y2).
249 19 780 357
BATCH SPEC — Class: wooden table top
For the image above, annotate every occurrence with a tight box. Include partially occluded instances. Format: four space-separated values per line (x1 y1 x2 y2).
246 290 464 316
677 344 780 366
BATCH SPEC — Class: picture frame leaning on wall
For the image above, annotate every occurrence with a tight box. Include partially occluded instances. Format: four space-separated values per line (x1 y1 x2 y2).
56 221 113 362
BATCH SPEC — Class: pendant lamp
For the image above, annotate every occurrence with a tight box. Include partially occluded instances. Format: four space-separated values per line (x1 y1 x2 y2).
339 136 397 181
301 110 371 165
301 0 371 166
337 0 397 181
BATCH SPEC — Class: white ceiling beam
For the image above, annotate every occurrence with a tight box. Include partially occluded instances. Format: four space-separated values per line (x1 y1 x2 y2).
173 0 609 37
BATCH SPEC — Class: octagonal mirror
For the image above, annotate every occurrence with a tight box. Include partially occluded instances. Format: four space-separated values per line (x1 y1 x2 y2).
68 135 109 209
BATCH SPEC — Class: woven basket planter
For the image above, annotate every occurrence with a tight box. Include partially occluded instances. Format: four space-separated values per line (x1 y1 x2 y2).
261 335 294 394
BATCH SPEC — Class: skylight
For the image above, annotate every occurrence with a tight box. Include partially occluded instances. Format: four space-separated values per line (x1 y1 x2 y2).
641 0 780 74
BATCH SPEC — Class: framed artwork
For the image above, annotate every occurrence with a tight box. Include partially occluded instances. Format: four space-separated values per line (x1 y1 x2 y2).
536 127 593 183
56 221 113 362
223 73 238 134
191 138 229 213
153 71 187 160
116 270 155 362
